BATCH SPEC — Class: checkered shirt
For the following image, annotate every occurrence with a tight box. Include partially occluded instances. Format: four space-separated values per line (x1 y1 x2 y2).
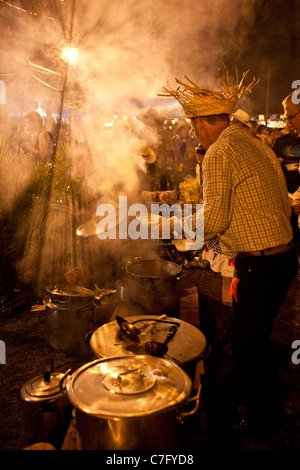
183 124 293 258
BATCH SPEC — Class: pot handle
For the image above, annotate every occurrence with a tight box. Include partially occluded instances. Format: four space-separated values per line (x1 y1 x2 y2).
199 345 212 360
176 272 188 281
59 368 72 395
180 384 202 419
84 330 95 344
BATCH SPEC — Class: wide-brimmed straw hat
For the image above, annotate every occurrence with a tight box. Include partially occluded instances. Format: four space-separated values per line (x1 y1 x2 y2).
231 109 252 127
129 138 156 164
159 66 259 118
136 107 165 125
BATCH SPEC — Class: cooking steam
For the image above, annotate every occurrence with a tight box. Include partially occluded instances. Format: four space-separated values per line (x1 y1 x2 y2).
0 0 262 294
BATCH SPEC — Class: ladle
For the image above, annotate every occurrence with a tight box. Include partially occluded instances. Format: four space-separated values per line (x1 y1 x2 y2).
145 324 178 357
115 316 141 339
140 314 166 336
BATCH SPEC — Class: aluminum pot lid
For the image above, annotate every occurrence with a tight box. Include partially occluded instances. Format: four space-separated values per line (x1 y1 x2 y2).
23 372 64 399
46 284 95 296
45 284 95 299
65 356 192 418
44 284 95 309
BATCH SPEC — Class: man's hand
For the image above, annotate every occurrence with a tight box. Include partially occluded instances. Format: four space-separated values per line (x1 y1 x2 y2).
20 142 32 152
292 201 300 215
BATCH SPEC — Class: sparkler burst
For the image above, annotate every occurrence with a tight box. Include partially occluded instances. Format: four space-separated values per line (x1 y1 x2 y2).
61 46 79 64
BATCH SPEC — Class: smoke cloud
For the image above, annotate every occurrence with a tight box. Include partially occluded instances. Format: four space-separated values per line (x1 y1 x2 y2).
0 0 288 294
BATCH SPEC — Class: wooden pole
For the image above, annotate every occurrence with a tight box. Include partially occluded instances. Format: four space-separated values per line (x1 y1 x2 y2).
265 67 270 119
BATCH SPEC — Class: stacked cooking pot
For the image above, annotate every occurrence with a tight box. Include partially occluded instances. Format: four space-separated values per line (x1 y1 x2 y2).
20 369 72 445
120 258 183 317
44 285 117 352
60 355 201 450
23 259 203 449
44 259 182 353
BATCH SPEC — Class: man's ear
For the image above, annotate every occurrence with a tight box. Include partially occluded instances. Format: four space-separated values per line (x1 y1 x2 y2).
195 116 205 130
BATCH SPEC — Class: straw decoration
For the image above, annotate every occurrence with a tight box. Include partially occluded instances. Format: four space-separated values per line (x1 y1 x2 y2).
159 66 259 118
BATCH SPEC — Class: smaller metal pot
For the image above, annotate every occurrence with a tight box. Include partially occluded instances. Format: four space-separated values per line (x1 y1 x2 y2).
20 370 72 444
44 284 96 352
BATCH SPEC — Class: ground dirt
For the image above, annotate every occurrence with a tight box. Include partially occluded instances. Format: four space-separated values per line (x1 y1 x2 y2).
0 250 299 453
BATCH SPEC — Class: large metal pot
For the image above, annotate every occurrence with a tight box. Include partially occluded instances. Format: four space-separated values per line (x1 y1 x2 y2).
61 355 201 450
45 285 95 352
20 370 72 444
89 315 208 380
126 259 182 317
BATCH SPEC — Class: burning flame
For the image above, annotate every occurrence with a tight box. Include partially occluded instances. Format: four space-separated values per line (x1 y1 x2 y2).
61 46 79 64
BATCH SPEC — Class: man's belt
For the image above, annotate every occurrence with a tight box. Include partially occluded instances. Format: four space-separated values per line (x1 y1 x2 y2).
237 241 294 258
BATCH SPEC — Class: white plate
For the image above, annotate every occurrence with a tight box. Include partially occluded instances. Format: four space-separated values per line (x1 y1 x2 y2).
285 163 299 171
172 239 201 252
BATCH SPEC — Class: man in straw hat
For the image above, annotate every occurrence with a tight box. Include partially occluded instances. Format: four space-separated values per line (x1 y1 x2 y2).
159 67 299 437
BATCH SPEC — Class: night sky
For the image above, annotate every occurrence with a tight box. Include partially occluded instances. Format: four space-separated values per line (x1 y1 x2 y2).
0 0 299 117
234 0 300 115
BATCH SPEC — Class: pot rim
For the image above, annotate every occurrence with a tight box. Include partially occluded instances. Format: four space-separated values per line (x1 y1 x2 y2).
126 259 182 279
45 284 95 298
21 372 65 401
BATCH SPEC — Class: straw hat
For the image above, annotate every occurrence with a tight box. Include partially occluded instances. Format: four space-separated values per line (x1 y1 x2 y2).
129 138 156 164
231 109 252 127
136 107 165 125
177 120 191 131
159 66 259 118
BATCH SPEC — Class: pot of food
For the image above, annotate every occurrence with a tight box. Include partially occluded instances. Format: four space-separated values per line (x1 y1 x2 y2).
61 355 201 450
20 369 72 445
126 259 182 317
44 284 95 352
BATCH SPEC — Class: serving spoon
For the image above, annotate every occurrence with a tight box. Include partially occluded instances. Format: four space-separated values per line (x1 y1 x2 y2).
116 314 168 339
145 324 178 357
115 316 141 339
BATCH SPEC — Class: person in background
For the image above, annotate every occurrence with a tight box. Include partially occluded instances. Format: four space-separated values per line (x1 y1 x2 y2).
171 120 198 190
128 137 159 192
255 123 268 142
248 119 260 138
21 111 53 164
230 108 252 130
273 124 300 243
159 70 299 438
137 108 173 190
273 94 300 193
267 128 277 147
280 87 300 233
